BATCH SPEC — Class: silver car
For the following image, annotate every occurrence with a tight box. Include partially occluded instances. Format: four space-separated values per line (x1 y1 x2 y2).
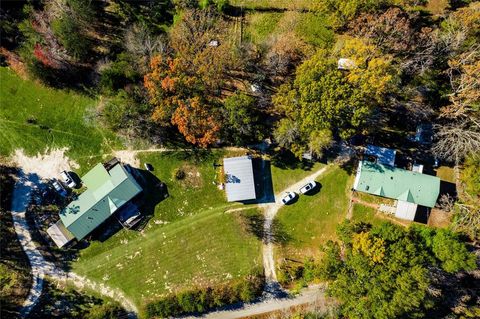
60 170 77 188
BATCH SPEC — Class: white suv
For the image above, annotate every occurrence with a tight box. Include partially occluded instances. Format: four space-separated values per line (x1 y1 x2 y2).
60 170 77 188
299 181 317 194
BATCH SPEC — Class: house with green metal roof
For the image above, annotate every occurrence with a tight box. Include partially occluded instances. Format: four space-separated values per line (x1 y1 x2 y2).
353 161 440 221
48 162 142 247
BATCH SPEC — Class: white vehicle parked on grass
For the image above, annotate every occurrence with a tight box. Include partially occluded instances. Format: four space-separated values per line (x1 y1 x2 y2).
60 170 77 188
299 181 317 194
281 192 297 205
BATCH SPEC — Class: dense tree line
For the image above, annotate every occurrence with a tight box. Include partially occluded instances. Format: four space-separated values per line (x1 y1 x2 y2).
279 221 477 319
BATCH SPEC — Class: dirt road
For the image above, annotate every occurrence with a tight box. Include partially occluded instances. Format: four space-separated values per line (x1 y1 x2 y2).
186 285 330 319
261 166 329 289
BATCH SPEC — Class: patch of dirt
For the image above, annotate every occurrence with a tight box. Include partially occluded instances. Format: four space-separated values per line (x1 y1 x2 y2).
428 208 452 228
11 148 79 180
177 164 203 189
113 150 140 168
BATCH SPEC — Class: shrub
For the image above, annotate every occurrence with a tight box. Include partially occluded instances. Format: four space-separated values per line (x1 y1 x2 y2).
51 15 90 60
99 53 140 93
143 273 264 318
85 302 125 319
174 168 186 180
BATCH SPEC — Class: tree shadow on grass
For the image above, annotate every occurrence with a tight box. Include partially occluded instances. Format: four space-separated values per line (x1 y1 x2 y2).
271 219 292 245
269 149 314 171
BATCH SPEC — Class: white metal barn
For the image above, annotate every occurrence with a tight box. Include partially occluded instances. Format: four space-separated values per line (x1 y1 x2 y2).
223 156 256 202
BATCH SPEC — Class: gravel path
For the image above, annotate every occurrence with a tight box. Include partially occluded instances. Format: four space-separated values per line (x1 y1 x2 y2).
185 285 331 319
10 173 138 318
261 166 329 292
10 174 48 318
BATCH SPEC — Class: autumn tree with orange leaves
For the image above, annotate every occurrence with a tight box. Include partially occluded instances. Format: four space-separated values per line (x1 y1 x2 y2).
144 8 235 147
171 97 221 147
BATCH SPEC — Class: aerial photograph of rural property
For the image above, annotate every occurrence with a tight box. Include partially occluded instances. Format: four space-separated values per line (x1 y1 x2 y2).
1 0 479 318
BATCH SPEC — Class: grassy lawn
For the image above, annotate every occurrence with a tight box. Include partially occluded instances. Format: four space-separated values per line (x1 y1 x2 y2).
270 158 324 194
0 67 119 170
243 12 284 45
351 204 383 226
72 207 263 307
274 165 350 261
72 150 264 308
436 166 455 183
230 0 314 10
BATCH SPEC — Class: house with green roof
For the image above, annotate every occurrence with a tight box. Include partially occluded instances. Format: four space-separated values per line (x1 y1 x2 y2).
47 162 142 247
353 161 440 221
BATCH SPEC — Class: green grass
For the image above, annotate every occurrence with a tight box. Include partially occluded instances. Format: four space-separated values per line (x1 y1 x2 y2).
436 166 455 183
275 165 350 261
270 161 324 194
230 0 313 10
295 13 334 48
72 150 263 307
138 151 234 223
72 207 263 306
0 67 119 169
351 204 383 226
243 12 284 45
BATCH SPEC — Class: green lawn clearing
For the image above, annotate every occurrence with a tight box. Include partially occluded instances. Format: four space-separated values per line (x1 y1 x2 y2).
243 12 284 45
436 166 455 183
351 204 383 226
275 165 350 261
71 150 264 308
72 207 263 307
0 67 119 169
230 0 313 10
270 160 324 194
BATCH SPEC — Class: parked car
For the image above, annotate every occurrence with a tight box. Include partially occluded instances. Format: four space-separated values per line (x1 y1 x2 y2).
281 192 297 205
117 203 143 229
52 179 67 197
60 170 77 188
299 181 317 194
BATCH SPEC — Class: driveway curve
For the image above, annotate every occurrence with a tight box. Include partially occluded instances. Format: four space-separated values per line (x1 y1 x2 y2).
10 173 137 318
261 166 329 292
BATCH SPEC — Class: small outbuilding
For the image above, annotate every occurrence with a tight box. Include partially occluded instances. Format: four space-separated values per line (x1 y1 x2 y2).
223 156 256 202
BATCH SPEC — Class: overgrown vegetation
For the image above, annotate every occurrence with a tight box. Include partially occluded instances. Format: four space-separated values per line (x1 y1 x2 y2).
144 271 264 318
29 280 127 319
0 166 32 318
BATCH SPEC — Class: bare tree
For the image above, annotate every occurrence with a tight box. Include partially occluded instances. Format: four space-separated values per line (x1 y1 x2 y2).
452 201 480 241
432 120 480 165
124 23 167 73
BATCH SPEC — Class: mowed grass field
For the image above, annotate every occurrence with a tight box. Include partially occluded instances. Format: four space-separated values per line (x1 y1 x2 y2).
275 165 351 260
0 67 119 169
271 161 325 194
73 206 263 307
72 150 263 308
351 203 383 226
